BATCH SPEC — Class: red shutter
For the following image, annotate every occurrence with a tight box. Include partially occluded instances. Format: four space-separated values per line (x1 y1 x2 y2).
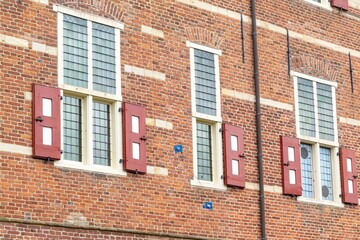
331 0 349 10
280 136 302 196
222 123 245 187
32 84 61 160
340 148 358 204
123 102 146 174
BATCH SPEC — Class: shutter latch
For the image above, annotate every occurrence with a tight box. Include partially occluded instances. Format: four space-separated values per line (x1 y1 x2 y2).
239 154 245 158
35 116 43 122
283 162 290 166
140 135 147 141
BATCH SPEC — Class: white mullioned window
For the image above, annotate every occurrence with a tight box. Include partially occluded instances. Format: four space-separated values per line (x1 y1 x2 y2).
187 41 225 190
54 5 125 175
293 72 342 206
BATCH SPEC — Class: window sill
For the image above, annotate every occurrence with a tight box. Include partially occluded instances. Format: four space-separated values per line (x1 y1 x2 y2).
190 179 227 191
54 160 127 176
297 196 344 208
303 0 333 11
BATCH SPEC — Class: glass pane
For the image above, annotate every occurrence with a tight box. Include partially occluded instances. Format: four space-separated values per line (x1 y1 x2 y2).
63 14 88 88
300 144 313 198
194 49 217 116
42 98 52 117
93 102 111 166
63 96 82 162
317 83 334 141
43 127 52 146
232 160 239 175
297 78 315 137
320 147 333 201
92 22 116 94
196 122 212 181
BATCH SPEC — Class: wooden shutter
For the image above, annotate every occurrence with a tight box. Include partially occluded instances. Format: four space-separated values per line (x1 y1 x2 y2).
280 136 302 196
222 123 245 187
331 0 349 10
32 84 61 160
123 102 146 173
340 148 358 204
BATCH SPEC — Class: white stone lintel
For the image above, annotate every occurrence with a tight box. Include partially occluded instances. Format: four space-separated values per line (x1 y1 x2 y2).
141 25 164 38
124 65 166 81
32 42 57 56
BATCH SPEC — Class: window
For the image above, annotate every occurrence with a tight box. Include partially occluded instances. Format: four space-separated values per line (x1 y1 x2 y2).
187 41 225 190
294 72 342 204
54 6 124 175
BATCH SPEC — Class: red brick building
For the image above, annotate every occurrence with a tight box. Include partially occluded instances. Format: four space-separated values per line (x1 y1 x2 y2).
1 0 360 239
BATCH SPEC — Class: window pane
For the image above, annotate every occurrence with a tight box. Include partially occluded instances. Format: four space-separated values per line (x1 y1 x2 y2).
320 147 333 201
63 96 82 162
196 122 212 181
300 144 313 198
92 23 116 94
194 49 216 116
63 14 88 88
298 78 316 137
93 102 111 166
317 83 334 141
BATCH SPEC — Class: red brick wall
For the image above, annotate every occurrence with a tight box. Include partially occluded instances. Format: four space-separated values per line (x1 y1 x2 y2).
1 0 360 239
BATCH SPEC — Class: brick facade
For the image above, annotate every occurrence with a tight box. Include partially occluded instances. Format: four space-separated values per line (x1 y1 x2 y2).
1 0 360 239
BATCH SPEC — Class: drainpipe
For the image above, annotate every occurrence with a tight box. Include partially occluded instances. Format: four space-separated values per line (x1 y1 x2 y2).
250 0 266 239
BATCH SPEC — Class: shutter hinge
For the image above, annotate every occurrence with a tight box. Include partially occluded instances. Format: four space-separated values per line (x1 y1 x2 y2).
219 128 223 133
60 96 63 100
337 152 339 156
118 107 122 112
119 159 123 163
60 150 63 154
221 175 224 179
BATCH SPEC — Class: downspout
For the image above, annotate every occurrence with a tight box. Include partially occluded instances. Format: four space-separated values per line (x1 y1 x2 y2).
250 0 267 239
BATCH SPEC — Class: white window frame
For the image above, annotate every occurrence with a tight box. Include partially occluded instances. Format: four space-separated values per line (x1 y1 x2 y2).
293 71 343 207
303 0 332 11
187 41 226 190
54 6 126 176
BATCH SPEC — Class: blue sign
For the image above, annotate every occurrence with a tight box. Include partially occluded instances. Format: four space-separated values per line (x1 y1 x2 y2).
174 145 183 153
203 202 213 210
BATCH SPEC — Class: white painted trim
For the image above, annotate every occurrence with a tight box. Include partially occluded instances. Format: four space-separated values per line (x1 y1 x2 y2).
0 34 29 48
141 25 165 38
292 71 338 87
32 42 57 55
87 21 93 92
147 166 169 176
60 85 122 102
186 41 222 55
124 65 166 81
0 143 32 155
57 13 64 86
222 89 294 111
190 179 227 191
53 5 124 30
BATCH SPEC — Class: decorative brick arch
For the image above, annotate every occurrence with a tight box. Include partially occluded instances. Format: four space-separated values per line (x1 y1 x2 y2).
185 27 224 49
57 0 125 21
291 55 339 81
